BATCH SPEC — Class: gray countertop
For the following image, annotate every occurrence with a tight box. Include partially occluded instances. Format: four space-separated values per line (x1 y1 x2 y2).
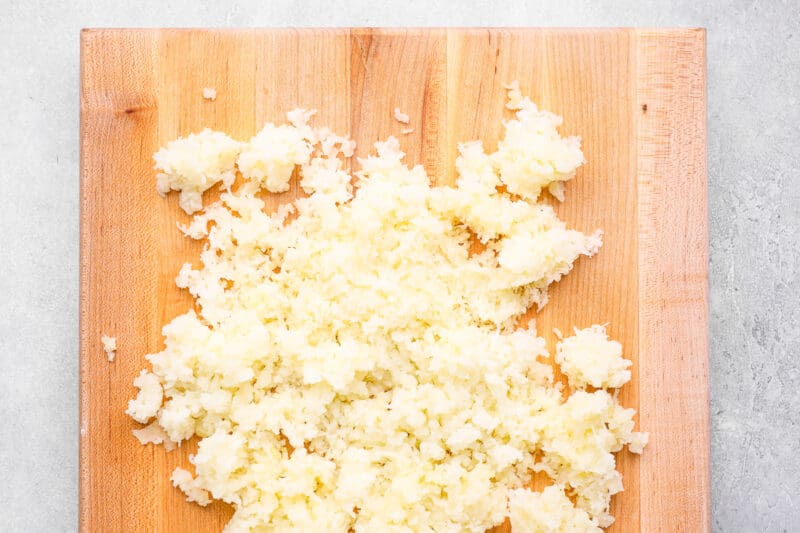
1 1 797 531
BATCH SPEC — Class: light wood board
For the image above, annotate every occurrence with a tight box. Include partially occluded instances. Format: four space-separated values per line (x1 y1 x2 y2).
80 28 708 532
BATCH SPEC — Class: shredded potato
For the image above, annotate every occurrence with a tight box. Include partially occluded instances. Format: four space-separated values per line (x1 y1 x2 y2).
128 83 646 532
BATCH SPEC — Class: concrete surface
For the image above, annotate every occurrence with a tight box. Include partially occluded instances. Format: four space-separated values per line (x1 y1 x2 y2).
1 0 797 531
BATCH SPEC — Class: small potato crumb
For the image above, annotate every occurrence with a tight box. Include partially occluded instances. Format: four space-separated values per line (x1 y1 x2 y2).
400 127 414 135
172 467 211 506
393 106 410 124
101 335 116 361
132 421 176 452
125 370 163 424
202 87 217 100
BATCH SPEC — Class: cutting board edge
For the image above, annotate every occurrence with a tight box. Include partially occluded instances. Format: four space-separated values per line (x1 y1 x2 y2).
634 27 710 533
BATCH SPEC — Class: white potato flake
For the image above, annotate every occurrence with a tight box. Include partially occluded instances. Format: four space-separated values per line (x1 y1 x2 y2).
125 370 162 424
628 430 650 455
101 334 116 362
132 85 646 531
202 87 217 101
393 106 410 124
132 421 176 452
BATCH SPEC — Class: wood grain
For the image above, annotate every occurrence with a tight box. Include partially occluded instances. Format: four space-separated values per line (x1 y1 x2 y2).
79 28 708 532
635 28 709 533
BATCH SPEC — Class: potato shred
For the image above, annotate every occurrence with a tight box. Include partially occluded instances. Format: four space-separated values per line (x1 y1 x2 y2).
128 83 647 532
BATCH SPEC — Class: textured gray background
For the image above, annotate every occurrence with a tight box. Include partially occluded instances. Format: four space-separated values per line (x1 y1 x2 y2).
1 0 797 531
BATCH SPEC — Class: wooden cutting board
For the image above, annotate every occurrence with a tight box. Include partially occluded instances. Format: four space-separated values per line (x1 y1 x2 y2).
80 28 708 532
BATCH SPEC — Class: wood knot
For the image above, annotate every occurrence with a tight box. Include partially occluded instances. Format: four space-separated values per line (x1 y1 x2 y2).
121 104 154 115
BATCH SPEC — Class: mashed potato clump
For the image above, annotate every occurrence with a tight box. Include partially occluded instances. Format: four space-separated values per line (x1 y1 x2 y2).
509 485 599 532
154 129 242 214
556 325 632 390
495 81 585 202
131 84 646 532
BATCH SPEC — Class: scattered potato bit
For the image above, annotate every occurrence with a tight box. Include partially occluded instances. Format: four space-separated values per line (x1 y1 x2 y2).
628 431 650 454
202 87 217 100
132 421 176 452
393 106 410 123
125 370 162 424
101 335 116 362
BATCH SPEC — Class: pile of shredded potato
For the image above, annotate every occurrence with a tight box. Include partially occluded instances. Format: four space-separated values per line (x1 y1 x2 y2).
128 83 647 532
